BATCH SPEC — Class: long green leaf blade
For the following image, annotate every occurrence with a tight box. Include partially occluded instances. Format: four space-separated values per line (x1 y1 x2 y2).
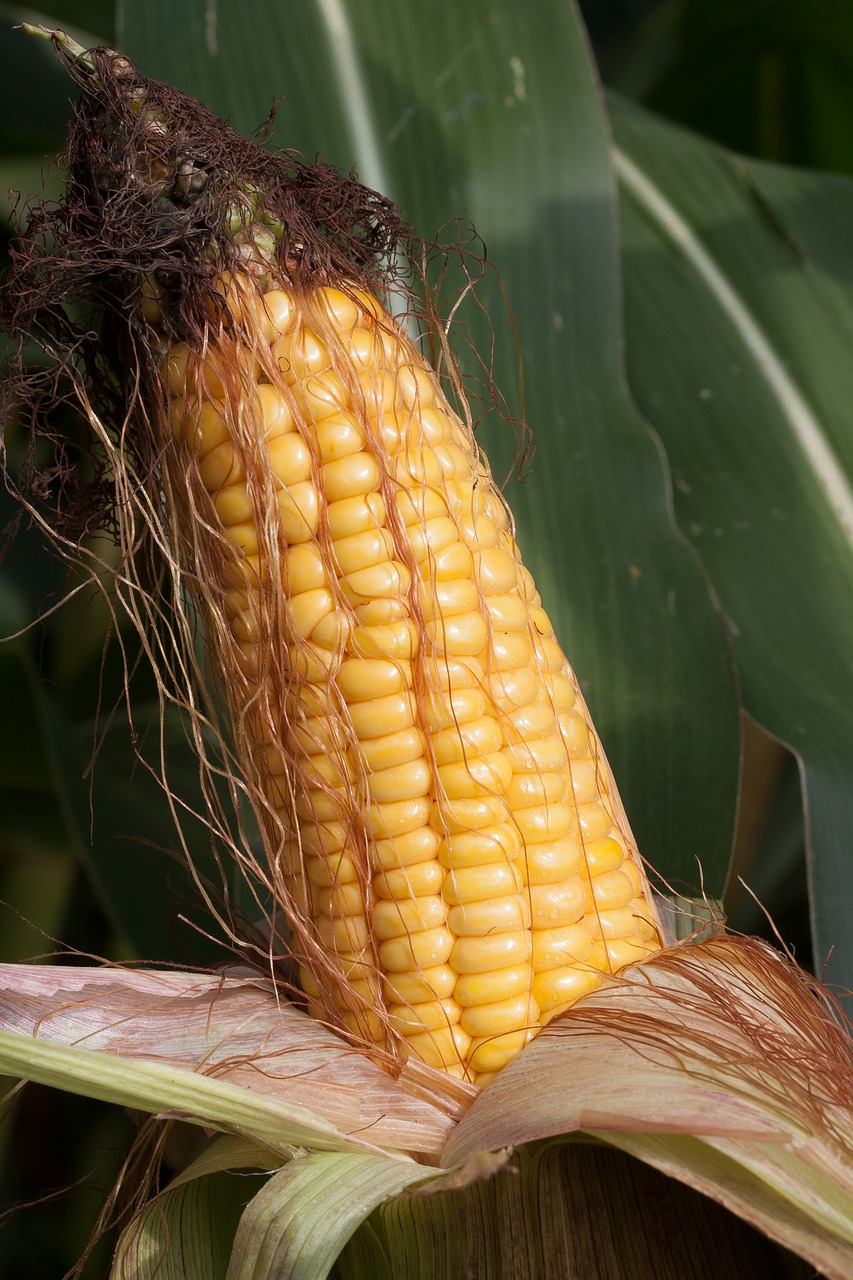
612 96 853 981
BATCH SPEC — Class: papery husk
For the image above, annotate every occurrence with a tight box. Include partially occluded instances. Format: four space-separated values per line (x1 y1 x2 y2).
445 934 853 1279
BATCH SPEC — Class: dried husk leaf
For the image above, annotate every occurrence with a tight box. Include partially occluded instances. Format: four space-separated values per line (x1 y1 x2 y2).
445 935 853 1279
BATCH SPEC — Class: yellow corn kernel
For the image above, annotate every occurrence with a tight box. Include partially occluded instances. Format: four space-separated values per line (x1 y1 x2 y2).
460 994 538 1039
166 277 660 1087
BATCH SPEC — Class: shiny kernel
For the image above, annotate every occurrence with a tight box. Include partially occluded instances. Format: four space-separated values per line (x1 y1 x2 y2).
367 796 432 839
434 441 471 479
622 861 642 896
379 926 454 972
458 515 500 551
269 433 313 485
277 480 320 543
311 609 349 649
535 634 566 672
486 593 529 632
343 1008 387 1042
460 994 538 1039
436 752 512 801
474 547 518 594
315 411 366 463
506 736 569 774
423 687 487 732
431 795 508 834
431 716 504 766
529 880 587 929
439 824 521 870
371 826 442 871
442 863 523 906
453 965 533 1008
369 759 432 804
395 446 444 487
447 894 530 936
395 363 437 410
560 710 590 758
164 343 191 397
578 802 612 842
342 560 410 603
318 287 361 332
524 838 584 885
373 895 448 940
317 912 370 952
384 964 456 1004
425 654 486 692
488 667 540 711
255 384 296 440
507 699 558 739
289 587 334 640
404 1024 470 1070
589 937 657 972
337 658 408 703
418 578 480 621
583 836 625 874
590 870 634 912
513 802 575 843
428 540 476 582
354 597 408 625
352 618 418 661
361 727 425 772
407 517 459 563
349 691 416 739
306 855 358 896
327 492 386 539
467 1027 534 1074
199 441 243 491
425 609 489 658
491 632 534 668
277 328 329 379
397 487 449 527
333 528 394 575
374 859 444 900
450 930 532 974
259 289 296 341
548 672 577 711
282 545 324 596
323 452 381 502
314 882 365 917
418 405 455 445
292 370 350 421
533 967 603 1016
388 998 462 1036
505 771 566 809
214 484 253 528
532 924 593 971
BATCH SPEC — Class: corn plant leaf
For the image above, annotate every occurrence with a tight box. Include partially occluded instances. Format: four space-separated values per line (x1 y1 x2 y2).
380 1140 812 1280
443 937 853 1280
121 0 740 897
225 1152 431 1280
0 963 469 1156
611 96 853 986
111 1169 250 1280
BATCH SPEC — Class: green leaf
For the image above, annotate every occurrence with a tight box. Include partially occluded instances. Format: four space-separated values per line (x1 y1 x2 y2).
122 0 740 897
112 1170 249 1280
0 1030 385 1156
612 96 853 985
226 1152 430 1280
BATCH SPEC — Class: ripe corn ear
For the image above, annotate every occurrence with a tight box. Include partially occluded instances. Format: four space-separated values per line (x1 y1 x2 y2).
158 275 662 1085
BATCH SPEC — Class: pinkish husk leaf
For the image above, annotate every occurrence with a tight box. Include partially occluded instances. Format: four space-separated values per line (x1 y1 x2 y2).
446 936 853 1279
0 963 473 1158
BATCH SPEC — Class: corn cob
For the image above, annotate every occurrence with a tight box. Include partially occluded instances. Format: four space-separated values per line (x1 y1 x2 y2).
8 35 662 1085
156 272 662 1084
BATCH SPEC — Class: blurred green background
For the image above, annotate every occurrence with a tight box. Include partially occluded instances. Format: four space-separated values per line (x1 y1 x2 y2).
2 0 853 1273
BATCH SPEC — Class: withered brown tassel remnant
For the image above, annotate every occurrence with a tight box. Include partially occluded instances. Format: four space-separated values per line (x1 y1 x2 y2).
2 33 662 1085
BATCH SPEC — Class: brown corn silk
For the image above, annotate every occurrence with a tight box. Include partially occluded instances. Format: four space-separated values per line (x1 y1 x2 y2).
3 39 662 1085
